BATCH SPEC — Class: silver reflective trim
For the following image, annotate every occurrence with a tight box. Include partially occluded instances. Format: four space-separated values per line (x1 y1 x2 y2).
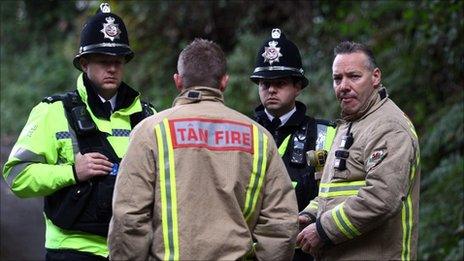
80 43 130 53
6 162 31 187
316 124 328 151
253 66 304 74
13 148 46 163
67 123 79 155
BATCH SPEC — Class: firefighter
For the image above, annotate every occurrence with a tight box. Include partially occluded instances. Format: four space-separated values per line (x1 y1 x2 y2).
297 41 421 260
2 3 155 260
108 38 299 260
250 28 336 261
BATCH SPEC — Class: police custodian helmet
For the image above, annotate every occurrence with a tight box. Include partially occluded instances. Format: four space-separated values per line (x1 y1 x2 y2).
73 3 134 70
250 28 308 88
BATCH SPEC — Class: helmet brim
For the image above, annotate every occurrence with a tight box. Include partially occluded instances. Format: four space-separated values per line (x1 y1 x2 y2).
73 46 134 71
250 70 308 88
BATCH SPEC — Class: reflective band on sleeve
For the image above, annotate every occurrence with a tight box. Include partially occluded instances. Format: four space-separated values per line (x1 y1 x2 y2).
6 148 47 187
401 194 413 261
13 148 46 163
331 203 361 239
6 162 31 187
308 200 318 210
278 135 291 157
243 125 268 221
402 152 418 261
155 119 179 261
318 180 366 198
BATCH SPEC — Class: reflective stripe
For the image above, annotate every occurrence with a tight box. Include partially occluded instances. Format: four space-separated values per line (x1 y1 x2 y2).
315 124 327 150
315 124 336 151
68 123 79 156
401 195 413 261
243 125 268 220
6 162 31 187
401 151 419 260
308 200 318 210
331 203 360 239
323 126 336 152
278 135 291 157
155 119 179 260
13 147 46 163
6 148 47 187
55 131 71 139
112 129 131 137
318 181 366 198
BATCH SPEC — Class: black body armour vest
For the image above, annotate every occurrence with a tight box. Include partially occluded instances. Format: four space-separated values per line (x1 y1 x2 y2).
42 90 153 237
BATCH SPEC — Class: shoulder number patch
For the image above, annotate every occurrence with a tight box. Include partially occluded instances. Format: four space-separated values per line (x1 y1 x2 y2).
170 118 253 153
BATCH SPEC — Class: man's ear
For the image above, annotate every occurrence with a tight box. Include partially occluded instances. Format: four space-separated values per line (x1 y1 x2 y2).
218 74 229 92
372 68 382 89
79 57 89 73
173 73 183 92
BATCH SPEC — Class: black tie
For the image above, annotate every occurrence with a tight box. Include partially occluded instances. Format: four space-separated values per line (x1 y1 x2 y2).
270 117 281 131
104 101 113 114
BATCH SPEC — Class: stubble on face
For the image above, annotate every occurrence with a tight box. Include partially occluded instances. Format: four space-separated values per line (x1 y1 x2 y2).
332 52 380 116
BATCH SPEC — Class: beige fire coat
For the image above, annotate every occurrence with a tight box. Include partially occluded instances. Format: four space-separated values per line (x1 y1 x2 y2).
108 86 299 260
301 88 420 260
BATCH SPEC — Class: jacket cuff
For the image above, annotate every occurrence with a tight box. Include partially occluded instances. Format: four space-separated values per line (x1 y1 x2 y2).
299 211 316 223
316 218 333 246
72 164 79 183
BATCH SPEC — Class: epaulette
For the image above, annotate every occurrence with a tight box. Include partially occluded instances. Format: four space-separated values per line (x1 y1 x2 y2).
42 94 66 104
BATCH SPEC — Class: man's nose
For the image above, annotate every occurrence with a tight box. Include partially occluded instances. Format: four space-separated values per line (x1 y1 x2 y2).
338 78 350 92
268 84 278 93
107 62 118 72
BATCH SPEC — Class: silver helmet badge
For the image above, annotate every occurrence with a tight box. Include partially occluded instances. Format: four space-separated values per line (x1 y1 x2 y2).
100 16 121 41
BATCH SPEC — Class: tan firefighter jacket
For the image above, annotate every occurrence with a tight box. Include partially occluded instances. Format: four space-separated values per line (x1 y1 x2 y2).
108 86 299 261
301 87 420 260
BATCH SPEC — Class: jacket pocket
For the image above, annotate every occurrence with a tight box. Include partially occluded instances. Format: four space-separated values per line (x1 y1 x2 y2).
332 168 350 180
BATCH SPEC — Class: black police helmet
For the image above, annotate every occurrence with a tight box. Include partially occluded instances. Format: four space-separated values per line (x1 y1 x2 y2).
250 28 308 88
73 3 134 70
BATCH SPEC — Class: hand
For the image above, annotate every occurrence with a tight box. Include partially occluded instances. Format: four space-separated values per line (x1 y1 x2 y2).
298 214 312 231
296 223 323 257
74 152 113 182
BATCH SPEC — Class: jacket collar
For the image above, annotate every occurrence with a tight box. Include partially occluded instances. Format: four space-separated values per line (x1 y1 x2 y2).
254 100 307 128
341 86 389 122
76 73 141 119
173 86 224 107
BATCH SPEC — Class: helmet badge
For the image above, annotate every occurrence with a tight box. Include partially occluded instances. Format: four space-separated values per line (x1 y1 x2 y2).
100 16 121 41
100 3 111 13
262 28 283 65
262 40 282 65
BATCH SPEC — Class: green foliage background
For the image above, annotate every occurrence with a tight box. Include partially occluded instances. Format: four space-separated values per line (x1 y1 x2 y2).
1 0 463 259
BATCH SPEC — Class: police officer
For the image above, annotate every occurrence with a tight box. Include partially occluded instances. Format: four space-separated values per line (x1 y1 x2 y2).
108 38 298 260
3 3 154 260
250 28 336 261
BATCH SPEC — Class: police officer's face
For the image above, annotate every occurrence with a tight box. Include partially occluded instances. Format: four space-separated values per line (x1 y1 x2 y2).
332 52 381 116
258 77 301 117
80 54 125 99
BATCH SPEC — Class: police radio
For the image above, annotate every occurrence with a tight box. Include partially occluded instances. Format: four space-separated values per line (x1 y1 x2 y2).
334 123 354 171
